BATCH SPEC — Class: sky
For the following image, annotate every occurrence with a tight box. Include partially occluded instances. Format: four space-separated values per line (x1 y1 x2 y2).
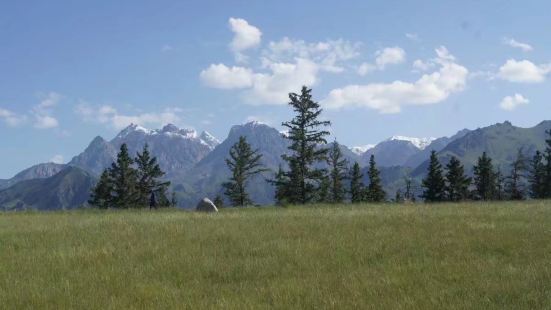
1 0 551 178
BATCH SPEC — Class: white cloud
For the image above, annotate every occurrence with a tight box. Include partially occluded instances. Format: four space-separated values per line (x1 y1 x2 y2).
200 64 254 89
0 108 26 127
32 92 61 129
34 115 59 129
357 47 406 75
375 47 406 69
75 102 182 130
500 94 529 111
49 154 64 164
497 59 551 83
264 38 360 73
229 17 262 62
323 46 468 113
246 58 319 104
503 38 533 52
412 59 434 72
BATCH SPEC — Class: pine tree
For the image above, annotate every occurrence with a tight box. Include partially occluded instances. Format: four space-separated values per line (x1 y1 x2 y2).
506 148 527 200
403 177 415 202
89 170 112 209
495 167 506 200
327 141 348 203
445 156 471 201
366 155 386 202
135 144 170 208
270 165 289 205
317 175 330 203
279 86 331 204
109 143 138 208
223 136 267 207
544 130 551 197
421 150 446 202
349 162 364 203
213 195 224 208
473 152 496 200
529 150 546 199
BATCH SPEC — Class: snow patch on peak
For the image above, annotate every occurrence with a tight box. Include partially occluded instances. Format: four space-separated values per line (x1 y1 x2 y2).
387 136 436 150
350 145 375 155
116 123 153 138
199 131 220 149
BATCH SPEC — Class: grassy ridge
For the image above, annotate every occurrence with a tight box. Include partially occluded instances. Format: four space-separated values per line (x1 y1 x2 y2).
1 202 550 309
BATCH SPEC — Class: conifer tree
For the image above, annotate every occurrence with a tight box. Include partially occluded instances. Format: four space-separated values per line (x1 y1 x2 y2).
213 195 224 208
278 86 331 204
494 167 506 200
529 150 546 199
270 165 289 205
327 141 348 203
317 175 331 203
506 148 527 200
421 150 446 202
445 156 471 201
349 162 364 203
473 152 496 200
89 170 112 209
544 130 551 197
366 155 386 202
109 143 138 208
223 136 267 207
135 144 170 208
403 177 415 202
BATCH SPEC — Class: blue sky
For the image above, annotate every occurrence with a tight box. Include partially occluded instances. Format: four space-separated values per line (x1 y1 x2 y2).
1 0 551 178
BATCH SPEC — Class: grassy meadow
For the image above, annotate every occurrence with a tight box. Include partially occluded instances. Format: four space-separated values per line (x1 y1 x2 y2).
1 201 550 309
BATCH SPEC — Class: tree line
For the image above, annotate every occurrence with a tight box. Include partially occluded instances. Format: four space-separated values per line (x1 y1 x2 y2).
222 86 386 207
89 144 175 209
418 134 551 202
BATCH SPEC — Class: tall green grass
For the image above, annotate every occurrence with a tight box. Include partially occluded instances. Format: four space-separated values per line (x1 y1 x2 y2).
1 201 550 309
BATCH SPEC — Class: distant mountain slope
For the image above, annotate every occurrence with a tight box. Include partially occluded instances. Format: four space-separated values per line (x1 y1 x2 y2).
412 121 551 177
0 167 95 210
69 124 218 179
362 139 423 167
404 129 470 168
181 122 289 206
0 163 66 190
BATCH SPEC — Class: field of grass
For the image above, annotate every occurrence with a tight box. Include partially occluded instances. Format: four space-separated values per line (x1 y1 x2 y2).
1 201 550 309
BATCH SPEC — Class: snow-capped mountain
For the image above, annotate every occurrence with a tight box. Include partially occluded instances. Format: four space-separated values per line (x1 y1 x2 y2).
387 136 436 150
350 145 375 155
70 123 219 179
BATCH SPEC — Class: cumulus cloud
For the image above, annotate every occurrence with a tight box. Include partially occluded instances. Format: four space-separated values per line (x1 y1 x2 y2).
201 32 360 104
0 108 26 127
357 47 406 75
503 38 533 52
75 102 182 130
500 94 529 111
323 46 468 113
32 92 61 129
497 59 551 83
200 64 254 89
229 17 262 62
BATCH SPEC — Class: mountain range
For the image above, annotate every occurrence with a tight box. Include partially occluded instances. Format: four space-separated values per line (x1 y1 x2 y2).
1 120 550 210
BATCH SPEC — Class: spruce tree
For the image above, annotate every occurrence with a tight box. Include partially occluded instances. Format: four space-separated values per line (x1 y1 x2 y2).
223 136 267 206
279 86 331 204
529 150 546 199
506 148 527 200
421 150 446 202
544 130 551 197
403 177 415 202
366 155 386 202
89 170 112 209
213 195 224 208
473 152 496 200
494 167 506 200
109 143 138 208
270 165 289 205
135 144 170 208
445 156 471 201
349 162 364 203
317 175 331 203
327 141 348 203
